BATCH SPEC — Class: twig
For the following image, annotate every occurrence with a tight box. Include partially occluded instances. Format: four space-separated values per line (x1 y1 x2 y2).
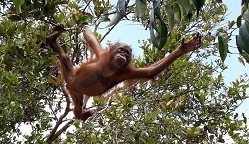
47 93 59 121
72 27 81 63
83 0 92 13
100 22 119 42
46 120 74 144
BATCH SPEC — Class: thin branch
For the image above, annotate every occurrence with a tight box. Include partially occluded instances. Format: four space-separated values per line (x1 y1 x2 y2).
83 0 92 13
46 120 74 144
100 22 119 42
47 94 59 121
72 27 81 64
46 84 73 144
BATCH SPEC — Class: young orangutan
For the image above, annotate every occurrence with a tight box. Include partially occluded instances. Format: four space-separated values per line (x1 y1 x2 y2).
47 26 201 121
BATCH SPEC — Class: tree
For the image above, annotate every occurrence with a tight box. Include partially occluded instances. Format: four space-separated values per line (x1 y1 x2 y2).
0 0 248 143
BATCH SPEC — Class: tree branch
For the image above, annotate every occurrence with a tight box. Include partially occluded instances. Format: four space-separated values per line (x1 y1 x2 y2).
100 22 119 42
46 120 74 144
46 84 73 144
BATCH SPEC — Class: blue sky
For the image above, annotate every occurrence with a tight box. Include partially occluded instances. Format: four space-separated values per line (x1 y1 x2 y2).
99 0 248 115
222 0 248 82
223 0 249 115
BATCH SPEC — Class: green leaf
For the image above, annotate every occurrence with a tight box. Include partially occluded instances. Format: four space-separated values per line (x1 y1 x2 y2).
0 24 6 36
6 24 16 36
177 0 191 14
149 28 159 48
228 20 235 29
218 33 228 62
153 0 161 19
237 15 242 28
149 9 158 32
149 7 168 50
243 10 249 23
173 3 182 21
238 56 246 66
56 1 68 5
242 52 249 62
165 5 174 32
164 94 171 101
105 13 123 27
10 101 16 107
151 111 158 119
136 0 147 18
13 0 25 13
106 0 127 27
117 0 126 17
43 0 48 6
54 13 66 23
37 31 47 43
46 77 57 85
236 35 248 54
193 127 200 135
238 22 249 53
158 20 168 49
242 0 249 6
100 15 111 22
8 14 22 21
13 0 25 6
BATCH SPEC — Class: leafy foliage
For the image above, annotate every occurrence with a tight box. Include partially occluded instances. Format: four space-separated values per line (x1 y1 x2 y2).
0 0 248 143
218 33 228 62
106 0 205 50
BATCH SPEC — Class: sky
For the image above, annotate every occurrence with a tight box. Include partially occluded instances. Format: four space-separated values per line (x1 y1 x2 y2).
222 0 248 82
99 0 249 115
222 0 249 115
